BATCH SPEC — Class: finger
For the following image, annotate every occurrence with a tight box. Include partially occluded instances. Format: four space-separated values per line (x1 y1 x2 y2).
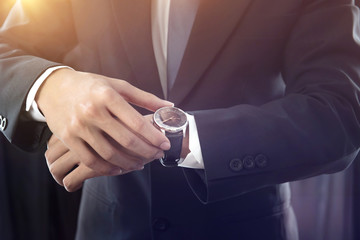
111 80 174 112
62 163 123 192
144 114 155 124
63 161 139 192
66 136 120 175
62 164 100 192
79 124 147 171
100 116 165 163
48 151 78 186
45 138 69 166
126 114 165 164
105 94 170 151
47 134 59 147
79 101 165 159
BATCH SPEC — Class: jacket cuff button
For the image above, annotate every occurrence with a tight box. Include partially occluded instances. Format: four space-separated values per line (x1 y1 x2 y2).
243 155 255 169
255 154 268 168
0 116 7 131
152 218 170 231
229 158 243 171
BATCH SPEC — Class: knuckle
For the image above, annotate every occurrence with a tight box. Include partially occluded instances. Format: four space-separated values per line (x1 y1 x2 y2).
102 148 116 162
63 178 77 192
67 116 85 135
131 116 146 132
81 102 99 119
98 86 116 103
122 136 137 149
82 154 98 169
83 156 110 175
85 135 98 150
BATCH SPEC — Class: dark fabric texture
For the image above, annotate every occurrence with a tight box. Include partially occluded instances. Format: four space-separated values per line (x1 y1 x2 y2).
0 134 81 240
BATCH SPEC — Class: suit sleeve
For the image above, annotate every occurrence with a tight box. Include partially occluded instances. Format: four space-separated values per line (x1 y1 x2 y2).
0 0 76 151
184 1 360 203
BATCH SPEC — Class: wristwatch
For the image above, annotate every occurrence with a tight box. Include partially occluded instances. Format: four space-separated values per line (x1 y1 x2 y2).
153 106 188 167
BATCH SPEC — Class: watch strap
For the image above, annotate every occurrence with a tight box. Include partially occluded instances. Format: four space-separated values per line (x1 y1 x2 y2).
160 131 184 167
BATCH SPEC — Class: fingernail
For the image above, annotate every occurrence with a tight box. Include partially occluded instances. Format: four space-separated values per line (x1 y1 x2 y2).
160 142 171 150
164 101 174 107
155 152 164 159
110 168 122 176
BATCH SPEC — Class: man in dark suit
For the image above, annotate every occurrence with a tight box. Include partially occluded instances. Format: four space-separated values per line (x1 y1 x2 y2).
1 0 360 239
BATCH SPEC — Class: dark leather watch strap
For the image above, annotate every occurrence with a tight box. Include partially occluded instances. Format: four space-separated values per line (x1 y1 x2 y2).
160 131 184 167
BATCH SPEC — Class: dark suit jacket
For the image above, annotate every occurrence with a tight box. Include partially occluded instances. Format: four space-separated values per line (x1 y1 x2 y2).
1 0 360 239
0 133 81 240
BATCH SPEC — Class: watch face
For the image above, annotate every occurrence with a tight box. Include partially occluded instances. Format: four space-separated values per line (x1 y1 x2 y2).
154 107 188 133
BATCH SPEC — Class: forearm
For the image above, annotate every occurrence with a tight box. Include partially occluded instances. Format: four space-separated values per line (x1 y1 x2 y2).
186 89 360 203
184 1 360 203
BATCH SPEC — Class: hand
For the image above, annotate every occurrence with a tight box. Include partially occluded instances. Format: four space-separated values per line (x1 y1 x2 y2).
46 133 149 192
45 119 191 192
37 68 172 175
46 115 162 191
46 134 101 191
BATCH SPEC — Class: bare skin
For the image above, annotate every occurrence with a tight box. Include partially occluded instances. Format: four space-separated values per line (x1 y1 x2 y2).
37 68 176 191
45 115 190 192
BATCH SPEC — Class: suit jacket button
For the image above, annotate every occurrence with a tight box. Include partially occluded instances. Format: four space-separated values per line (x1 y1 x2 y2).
229 158 243 171
255 154 268 168
243 155 255 169
0 115 7 131
153 218 170 231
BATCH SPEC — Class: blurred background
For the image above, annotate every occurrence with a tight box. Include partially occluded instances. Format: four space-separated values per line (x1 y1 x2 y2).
0 0 14 23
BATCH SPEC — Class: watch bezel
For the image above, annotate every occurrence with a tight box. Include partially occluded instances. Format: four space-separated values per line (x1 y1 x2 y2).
153 106 188 133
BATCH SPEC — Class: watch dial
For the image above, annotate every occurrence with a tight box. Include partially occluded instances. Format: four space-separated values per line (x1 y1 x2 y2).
154 107 188 131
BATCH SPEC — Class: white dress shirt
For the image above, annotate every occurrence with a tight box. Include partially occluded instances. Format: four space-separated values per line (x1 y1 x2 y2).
26 0 204 169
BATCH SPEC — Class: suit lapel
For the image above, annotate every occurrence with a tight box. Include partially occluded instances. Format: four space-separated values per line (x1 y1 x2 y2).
168 0 253 104
110 0 253 103
110 0 164 98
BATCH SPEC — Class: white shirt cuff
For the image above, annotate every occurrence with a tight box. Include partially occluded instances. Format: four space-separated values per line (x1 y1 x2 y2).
25 66 72 122
178 114 204 169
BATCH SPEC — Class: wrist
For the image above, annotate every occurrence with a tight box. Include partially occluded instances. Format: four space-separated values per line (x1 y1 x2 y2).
35 68 75 115
153 106 188 167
